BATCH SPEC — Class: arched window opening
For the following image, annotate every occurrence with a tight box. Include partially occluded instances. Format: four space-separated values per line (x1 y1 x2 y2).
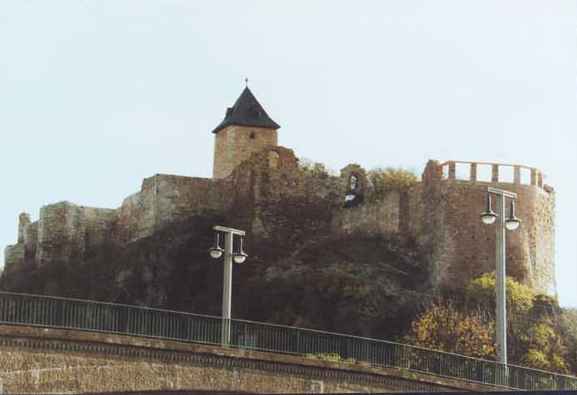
344 172 364 208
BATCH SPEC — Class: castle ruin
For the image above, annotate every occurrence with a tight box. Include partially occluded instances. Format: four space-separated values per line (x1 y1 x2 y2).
3 87 556 295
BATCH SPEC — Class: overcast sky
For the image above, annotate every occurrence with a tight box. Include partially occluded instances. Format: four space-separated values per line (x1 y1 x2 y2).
1 1 575 307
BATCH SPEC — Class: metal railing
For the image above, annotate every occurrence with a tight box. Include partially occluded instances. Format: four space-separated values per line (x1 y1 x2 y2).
0 291 575 391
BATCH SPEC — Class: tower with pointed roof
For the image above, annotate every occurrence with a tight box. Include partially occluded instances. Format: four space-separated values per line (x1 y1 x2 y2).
212 87 281 179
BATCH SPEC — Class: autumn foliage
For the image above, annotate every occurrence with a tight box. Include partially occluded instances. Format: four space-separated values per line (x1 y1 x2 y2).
406 273 577 374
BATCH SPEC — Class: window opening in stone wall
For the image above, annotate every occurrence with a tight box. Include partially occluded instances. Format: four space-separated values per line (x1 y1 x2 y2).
344 173 364 208
249 132 255 139
476 164 492 182
455 163 470 181
500 165 514 183
520 168 531 185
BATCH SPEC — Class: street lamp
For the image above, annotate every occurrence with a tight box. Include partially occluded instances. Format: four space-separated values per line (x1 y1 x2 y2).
209 225 248 345
480 187 521 366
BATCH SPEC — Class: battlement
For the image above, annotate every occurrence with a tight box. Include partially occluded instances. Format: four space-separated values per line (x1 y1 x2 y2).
437 160 552 192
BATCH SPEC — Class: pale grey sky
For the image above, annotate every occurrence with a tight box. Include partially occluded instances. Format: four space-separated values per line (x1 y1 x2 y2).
1 1 575 306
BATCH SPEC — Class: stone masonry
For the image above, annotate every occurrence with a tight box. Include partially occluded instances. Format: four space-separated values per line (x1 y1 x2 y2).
0 325 505 393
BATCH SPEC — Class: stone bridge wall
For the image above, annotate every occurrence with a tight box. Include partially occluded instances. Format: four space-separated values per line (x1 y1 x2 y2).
0 325 501 394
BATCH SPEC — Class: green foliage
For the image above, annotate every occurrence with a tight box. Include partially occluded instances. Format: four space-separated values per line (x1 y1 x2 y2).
523 322 568 373
299 158 333 178
559 308 577 373
466 272 535 314
367 167 418 201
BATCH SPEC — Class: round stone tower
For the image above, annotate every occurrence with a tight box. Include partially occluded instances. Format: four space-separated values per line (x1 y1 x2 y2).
212 87 281 179
419 160 556 295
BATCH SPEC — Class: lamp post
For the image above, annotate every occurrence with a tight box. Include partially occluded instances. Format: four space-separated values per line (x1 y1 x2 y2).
209 225 248 346
480 187 521 366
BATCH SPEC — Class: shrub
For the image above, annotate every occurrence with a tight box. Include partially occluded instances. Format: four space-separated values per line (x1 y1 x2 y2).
466 272 535 314
367 167 417 201
299 158 333 178
406 302 495 359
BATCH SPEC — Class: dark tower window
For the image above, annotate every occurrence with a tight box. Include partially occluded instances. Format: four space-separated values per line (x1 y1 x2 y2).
249 132 256 139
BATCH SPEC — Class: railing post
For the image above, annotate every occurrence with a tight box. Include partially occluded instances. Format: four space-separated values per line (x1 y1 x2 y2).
470 163 478 182
514 166 521 184
492 164 499 183
448 161 456 180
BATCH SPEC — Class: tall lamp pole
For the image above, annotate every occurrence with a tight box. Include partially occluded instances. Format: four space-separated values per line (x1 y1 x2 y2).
209 225 248 346
480 187 521 366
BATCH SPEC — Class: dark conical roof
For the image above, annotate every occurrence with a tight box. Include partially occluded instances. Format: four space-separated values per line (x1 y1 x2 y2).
212 87 280 134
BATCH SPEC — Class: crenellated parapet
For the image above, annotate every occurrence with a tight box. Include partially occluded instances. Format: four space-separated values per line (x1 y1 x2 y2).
437 160 551 191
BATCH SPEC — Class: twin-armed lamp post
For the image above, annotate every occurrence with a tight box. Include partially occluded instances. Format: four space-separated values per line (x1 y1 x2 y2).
208 225 248 346
480 187 521 366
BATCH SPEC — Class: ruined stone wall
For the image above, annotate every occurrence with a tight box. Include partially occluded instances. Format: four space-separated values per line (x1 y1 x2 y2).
116 182 159 244
154 174 231 227
1 151 556 297
213 125 278 179
227 146 342 239
4 174 231 271
4 215 36 272
35 202 117 266
116 175 231 243
331 191 402 237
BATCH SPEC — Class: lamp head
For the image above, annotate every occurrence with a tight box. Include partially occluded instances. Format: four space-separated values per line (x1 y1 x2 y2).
505 200 521 231
209 231 224 259
233 235 248 264
233 252 248 264
481 191 497 225
209 247 224 259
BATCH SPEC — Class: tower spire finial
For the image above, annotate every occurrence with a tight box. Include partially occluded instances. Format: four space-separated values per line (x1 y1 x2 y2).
244 77 248 87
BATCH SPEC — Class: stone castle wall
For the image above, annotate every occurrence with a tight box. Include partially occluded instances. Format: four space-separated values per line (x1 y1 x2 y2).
116 174 231 243
226 146 343 240
325 160 555 294
5 175 232 268
2 149 556 295
213 126 278 179
35 202 117 266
